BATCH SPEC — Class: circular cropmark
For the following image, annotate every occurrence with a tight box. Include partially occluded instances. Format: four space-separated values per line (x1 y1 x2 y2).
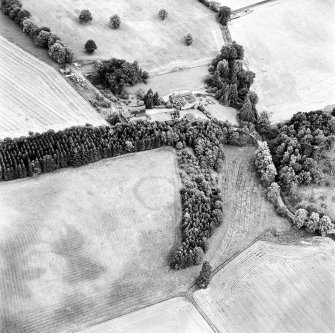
134 176 175 210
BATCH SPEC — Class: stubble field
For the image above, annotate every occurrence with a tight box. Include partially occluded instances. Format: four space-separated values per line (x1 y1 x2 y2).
194 238 335 333
230 0 335 122
0 36 106 139
204 146 290 267
0 148 201 333
80 297 214 333
22 0 223 73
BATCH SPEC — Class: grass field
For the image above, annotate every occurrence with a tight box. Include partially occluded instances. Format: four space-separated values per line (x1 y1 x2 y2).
80 297 214 333
0 36 106 139
22 0 223 73
0 12 55 67
194 238 335 333
204 146 290 268
230 0 335 122
0 148 202 333
126 65 209 95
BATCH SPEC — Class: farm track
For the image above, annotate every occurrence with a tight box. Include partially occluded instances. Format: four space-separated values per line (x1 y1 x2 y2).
0 36 106 138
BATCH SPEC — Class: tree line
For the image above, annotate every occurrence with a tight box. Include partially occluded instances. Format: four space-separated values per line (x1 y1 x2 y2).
0 119 253 268
1 0 73 64
205 41 259 125
268 111 335 192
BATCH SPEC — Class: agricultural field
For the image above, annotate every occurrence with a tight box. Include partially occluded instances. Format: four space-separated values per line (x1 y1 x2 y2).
0 36 106 139
0 148 202 333
126 65 208 96
80 297 214 333
194 238 335 333
204 146 290 268
22 0 223 73
230 0 335 122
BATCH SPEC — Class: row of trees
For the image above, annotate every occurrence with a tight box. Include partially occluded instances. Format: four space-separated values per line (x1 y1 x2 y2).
0 118 250 182
79 8 169 25
170 147 224 269
293 208 334 236
0 119 252 268
205 42 258 124
1 0 73 64
268 111 335 192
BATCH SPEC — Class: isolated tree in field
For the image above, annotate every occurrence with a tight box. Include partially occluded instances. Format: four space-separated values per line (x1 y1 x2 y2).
84 39 97 54
158 9 168 20
218 6 231 26
196 261 212 289
79 9 92 23
184 33 193 46
109 14 121 29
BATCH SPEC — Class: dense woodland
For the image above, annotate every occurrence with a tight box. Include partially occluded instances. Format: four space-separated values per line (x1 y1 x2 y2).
0 119 252 268
254 110 335 236
89 58 148 95
205 42 258 124
268 111 335 192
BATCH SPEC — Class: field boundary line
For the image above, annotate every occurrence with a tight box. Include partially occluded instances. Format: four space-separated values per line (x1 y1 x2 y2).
184 294 220 333
73 293 187 333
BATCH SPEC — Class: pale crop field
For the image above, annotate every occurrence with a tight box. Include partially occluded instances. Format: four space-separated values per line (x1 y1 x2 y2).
204 146 290 268
230 0 335 122
0 148 200 333
194 238 335 333
22 0 223 73
80 297 214 333
0 36 106 139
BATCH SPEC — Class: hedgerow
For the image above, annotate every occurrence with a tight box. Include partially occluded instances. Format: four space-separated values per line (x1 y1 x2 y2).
1 0 73 64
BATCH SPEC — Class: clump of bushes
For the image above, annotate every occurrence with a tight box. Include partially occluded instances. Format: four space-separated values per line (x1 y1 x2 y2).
218 6 231 26
196 261 212 289
268 111 335 192
206 41 257 123
84 39 97 54
143 89 160 109
109 14 121 29
184 33 193 46
79 9 92 24
197 0 220 13
158 9 168 20
48 42 73 64
1 0 73 64
293 208 334 236
89 58 148 95
254 142 277 187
